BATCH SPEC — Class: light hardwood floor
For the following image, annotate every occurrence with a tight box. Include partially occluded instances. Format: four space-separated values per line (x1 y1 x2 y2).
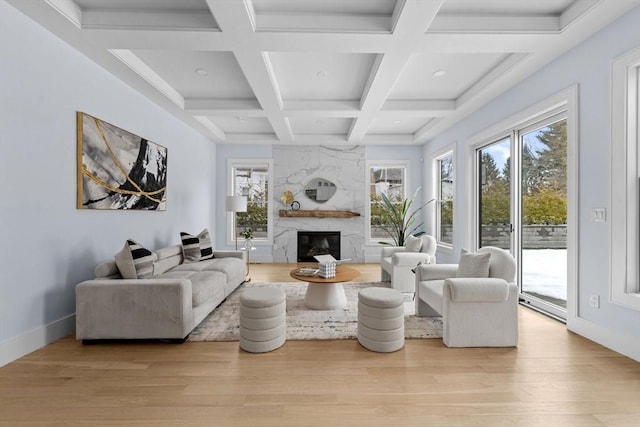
1 263 639 426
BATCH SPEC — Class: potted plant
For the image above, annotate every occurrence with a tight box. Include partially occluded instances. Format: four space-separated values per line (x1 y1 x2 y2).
241 228 253 240
377 188 433 246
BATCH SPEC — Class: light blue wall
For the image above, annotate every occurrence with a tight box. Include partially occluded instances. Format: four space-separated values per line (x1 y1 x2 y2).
0 2 217 364
423 7 640 354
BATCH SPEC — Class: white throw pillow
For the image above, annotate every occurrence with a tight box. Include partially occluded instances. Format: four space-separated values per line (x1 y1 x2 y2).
405 234 423 252
456 249 491 278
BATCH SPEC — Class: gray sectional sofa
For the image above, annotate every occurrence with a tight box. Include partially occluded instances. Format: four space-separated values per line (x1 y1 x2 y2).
76 244 246 343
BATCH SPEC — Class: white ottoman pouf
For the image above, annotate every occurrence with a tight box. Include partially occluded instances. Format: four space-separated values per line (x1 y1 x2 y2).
240 287 286 353
357 287 405 353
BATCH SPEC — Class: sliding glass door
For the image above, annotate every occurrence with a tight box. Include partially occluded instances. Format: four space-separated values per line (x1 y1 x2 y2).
476 114 568 320
519 117 568 316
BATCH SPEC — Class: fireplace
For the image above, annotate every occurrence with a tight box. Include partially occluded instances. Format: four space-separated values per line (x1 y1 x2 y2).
297 231 340 262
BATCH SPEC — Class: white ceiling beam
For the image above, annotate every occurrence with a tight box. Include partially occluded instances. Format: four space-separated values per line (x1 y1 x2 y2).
205 0 293 143
80 29 227 51
561 0 601 30
193 117 226 142
428 15 561 33
413 118 443 142
255 14 392 33
184 99 263 114
381 100 456 116
80 10 217 31
224 133 281 144
108 49 184 109
348 0 445 143
282 101 360 117
44 0 81 28
292 135 350 145
361 134 416 145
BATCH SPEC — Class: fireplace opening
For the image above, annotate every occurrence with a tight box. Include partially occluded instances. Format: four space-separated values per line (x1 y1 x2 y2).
297 231 340 262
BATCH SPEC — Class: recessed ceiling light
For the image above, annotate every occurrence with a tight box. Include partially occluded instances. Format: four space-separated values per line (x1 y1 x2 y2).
195 68 208 76
433 69 446 78
316 70 328 78
392 120 401 125
236 117 246 122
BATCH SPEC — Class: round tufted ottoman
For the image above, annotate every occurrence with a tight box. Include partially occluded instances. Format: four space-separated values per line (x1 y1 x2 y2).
239 287 286 353
357 287 405 353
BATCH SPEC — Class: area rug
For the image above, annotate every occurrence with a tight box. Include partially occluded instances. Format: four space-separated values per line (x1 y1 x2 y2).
189 282 443 341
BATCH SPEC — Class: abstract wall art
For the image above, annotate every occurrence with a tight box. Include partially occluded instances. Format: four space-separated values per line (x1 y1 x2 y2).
76 112 167 210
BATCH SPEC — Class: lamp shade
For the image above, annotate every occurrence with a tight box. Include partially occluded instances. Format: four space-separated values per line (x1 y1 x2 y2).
226 195 247 213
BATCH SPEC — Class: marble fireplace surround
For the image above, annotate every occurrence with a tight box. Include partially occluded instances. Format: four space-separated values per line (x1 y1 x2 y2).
273 145 366 263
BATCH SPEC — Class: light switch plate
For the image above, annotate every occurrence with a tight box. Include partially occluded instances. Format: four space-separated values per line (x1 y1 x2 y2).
591 208 606 222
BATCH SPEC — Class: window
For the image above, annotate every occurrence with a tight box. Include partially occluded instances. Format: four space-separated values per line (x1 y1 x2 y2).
228 159 272 244
436 152 454 246
367 161 408 243
611 47 640 310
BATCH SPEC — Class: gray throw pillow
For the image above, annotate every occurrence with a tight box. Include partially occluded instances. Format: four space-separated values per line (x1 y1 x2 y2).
405 234 422 252
180 229 214 263
114 239 157 279
456 249 491 278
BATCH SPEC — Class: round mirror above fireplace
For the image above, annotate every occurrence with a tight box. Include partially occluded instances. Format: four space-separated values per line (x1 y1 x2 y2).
304 178 337 203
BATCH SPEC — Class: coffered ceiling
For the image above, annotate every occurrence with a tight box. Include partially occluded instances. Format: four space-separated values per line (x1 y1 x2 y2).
7 0 639 145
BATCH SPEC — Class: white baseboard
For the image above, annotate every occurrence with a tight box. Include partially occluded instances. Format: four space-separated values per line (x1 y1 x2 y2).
568 316 640 362
0 314 76 367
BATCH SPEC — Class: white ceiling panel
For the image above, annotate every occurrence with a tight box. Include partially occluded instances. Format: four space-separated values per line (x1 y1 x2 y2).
269 52 377 101
389 53 509 100
132 50 255 100
288 118 353 135
9 0 637 145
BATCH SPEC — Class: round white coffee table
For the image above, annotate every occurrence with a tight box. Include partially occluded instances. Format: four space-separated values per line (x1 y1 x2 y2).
290 266 360 310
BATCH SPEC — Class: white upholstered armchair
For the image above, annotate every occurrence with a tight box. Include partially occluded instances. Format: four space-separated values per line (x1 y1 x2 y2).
414 246 518 347
380 234 437 292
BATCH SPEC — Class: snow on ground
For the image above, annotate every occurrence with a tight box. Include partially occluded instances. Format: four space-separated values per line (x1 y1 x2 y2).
522 249 567 300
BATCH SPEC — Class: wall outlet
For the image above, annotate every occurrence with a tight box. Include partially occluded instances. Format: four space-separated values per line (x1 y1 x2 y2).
589 294 600 308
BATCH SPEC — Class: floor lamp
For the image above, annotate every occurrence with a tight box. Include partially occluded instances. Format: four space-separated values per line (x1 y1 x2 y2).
226 195 247 251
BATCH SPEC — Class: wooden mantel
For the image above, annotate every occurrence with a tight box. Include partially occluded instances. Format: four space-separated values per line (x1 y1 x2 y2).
278 209 360 218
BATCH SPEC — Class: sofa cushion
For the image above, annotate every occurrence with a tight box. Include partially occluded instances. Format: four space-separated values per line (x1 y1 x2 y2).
156 270 226 306
405 234 422 252
114 239 157 279
202 257 245 278
456 249 491 278
180 229 214 263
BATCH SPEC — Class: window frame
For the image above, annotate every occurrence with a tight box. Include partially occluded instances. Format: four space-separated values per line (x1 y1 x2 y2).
366 160 410 245
611 47 640 310
227 158 273 247
434 150 455 249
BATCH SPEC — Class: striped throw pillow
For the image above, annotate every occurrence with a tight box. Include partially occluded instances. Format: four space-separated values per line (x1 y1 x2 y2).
180 229 214 263
114 239 157 279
